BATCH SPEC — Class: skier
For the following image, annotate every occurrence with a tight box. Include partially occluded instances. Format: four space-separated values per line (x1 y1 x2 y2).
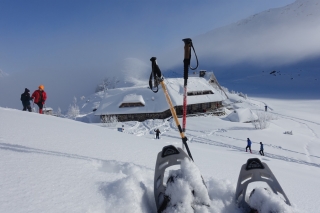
259 142 264 156
32 85 47 114
246 138 252 153
265 105 268 112
20 88 33 112
154 129 161 139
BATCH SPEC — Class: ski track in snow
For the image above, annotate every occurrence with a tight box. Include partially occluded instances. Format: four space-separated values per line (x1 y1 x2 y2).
0 142 153 172
303 143 311 163
190 136 320 169
126 117 320 169
176 118 320 161
254 105 319 163
122 95 320 168
248 98 319 164
270 112 319 139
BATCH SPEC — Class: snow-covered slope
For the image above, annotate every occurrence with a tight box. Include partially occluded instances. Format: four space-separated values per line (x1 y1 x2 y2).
162 0 320 98
1 90 320 212
194 0 320 67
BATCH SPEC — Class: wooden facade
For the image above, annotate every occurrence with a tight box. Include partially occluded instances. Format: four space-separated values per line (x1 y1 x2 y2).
100 101 223 122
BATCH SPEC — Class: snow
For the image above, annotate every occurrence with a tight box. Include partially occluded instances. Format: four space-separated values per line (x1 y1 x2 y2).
193 0 320 67
1 1 320 211
43 107 53 111
248 188 298 213
95 77 225 116
225 108 258 123
1 89 320 212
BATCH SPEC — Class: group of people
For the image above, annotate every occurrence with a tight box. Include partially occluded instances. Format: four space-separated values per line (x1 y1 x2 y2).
20 85 47 114
246 138 264 156
153 130 265 156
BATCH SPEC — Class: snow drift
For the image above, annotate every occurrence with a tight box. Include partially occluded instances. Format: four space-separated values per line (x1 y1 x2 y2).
226 108 258 123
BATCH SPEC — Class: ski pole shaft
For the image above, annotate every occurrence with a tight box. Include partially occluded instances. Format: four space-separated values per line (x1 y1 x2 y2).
159 80 194 161
149 57 194 161
182 38 192 133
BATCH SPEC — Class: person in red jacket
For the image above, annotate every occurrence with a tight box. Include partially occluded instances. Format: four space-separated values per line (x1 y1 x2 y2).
32 85 47 114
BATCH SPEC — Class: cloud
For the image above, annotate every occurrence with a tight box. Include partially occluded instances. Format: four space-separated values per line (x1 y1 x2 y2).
0 69 8 78
162 0 320 69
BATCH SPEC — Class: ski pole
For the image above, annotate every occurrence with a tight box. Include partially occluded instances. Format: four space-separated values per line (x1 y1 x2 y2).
182 38 198 133
149 57 194 161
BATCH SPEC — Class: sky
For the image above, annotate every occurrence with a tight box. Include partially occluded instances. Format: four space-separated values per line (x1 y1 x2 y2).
0 0 296 74
0 0 298 110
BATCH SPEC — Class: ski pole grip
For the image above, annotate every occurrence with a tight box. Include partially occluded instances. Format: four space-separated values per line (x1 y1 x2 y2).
183 38 192 60
150 57 162 78
182 38 192 81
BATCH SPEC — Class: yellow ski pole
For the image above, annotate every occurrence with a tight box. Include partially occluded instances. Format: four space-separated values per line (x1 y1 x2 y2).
149 57 193 161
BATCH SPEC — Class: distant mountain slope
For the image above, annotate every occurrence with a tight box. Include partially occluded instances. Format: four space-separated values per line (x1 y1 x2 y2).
163 0 320 98
194 0 320 67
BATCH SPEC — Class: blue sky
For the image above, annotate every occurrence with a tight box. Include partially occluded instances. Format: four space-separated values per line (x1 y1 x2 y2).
2 0 303 110
0 0 295 74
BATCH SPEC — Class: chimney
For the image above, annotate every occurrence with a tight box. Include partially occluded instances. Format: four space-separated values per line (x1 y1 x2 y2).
199 70 206 77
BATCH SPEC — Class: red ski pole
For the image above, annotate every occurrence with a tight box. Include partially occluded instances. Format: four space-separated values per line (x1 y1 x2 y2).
182 38 198 133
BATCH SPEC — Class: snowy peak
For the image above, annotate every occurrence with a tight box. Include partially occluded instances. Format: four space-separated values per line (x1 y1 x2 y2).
194 0 320 67
236 0 320 27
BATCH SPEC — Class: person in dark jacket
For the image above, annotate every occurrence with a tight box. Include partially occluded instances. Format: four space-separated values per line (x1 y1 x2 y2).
246 138 252 153
20 88 33 112
154 129 161 139
32 85 47 114
259 142 264 156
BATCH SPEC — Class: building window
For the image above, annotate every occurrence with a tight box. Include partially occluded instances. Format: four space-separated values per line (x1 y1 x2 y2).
119 102 145 108
187 90 214 96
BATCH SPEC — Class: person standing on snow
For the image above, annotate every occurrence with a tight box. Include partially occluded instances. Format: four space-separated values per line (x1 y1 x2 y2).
265 105 268 112
32 85 47 114
259 142 264 156
246 138 252 153
20 88 33 112
154 129 161 139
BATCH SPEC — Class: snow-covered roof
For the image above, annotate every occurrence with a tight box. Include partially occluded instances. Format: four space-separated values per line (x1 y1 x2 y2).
120 94 145 106
95 77 226 115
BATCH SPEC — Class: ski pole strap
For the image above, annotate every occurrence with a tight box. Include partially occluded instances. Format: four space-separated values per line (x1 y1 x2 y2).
149 57 163 93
